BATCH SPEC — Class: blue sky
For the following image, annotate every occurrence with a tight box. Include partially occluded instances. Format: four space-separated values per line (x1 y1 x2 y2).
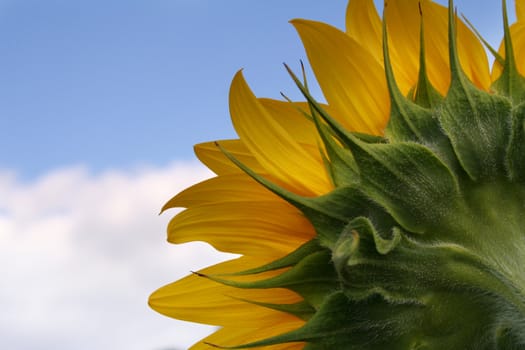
0 0 349 179
0 1 516 349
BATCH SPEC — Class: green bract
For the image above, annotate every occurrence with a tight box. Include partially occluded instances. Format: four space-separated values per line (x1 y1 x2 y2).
197 1 525 348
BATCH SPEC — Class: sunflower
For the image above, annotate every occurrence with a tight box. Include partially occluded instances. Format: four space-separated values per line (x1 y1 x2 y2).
149 0 525 349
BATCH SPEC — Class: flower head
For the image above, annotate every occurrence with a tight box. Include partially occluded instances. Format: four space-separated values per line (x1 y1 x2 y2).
150 0 525 348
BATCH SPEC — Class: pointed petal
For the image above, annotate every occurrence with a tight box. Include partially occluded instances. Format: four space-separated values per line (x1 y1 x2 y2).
194 324 305 350
194 140 266 176
345 0 382 61
230 71 330 196
386 0 490 94
163 174 278 210
293 19 389 135
384 0 421 93
150 257 304 327
168 199 315 257
258 99 319 145
512 23 525 76
492 23 525 79
455 5 492 90
517 0 525 22
258 98 331 172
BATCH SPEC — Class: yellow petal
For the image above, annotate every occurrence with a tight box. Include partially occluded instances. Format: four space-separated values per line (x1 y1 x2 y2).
230 71 330 196
194 99 334 194
385 0 490 95
168 200 314 257
150 257 304 327
512 23 525 76
293 19 389 136
163 174 278 211
258 99 319 145
492 22 525 79
259 98 343 167
194 140 265 176
193 324 305 350
455 6 492 90
384 0 421 92
345 0 382 61
517 0 525 22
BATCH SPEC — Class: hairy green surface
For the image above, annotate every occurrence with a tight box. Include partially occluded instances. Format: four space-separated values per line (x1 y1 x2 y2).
206 1 525 348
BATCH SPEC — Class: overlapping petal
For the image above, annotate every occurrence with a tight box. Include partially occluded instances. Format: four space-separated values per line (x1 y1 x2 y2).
344 0 490 96
345 0 382 61
150 257 303 326
517 0 525 22
163 174 278 210
492 22 525 79
165 172 314 257
167 201 313 257
258 99 320 146
257 99 334 186
230 71 330 196
384 0 490 93
454 6 492 89
293 19 390 135
511 23 525 76
195 324 305 350
194 140 266 176
150 1 515 348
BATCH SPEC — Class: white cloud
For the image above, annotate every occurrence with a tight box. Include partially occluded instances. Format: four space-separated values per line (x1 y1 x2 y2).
0 162 234 350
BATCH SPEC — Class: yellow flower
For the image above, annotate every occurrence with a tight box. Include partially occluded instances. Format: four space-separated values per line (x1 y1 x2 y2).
150 0 525 348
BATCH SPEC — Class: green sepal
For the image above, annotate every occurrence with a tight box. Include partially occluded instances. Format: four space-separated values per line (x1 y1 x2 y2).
384 93 456 170
440 77 512 181
215 141 397 247
381 14 459 177
197 250 338 309
490 0 525 104
284 63 363 151
462 14 505 68
440 0 512 181
336 229 491 301
228 297 315 321
297 235 525 349
336 217 401 256
215 141 347 245
330 210 525 340
221 291 427 350
300 185 400 248
332 216 402 291
506 102 525 181
384 88 460 179
342 138 460 234
380 0 445 111
222 290 524 349
413 32 443 109
311 108 359 187
218 239 322 276
350 131 386 144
